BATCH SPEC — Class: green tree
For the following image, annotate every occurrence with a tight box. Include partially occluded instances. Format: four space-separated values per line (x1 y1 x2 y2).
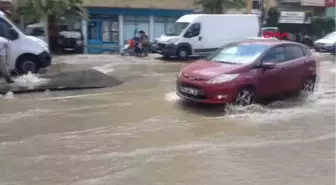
195 0 245 14
17 0 86 44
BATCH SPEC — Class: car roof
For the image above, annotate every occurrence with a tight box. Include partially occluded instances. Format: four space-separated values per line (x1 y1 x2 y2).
240 39 299 46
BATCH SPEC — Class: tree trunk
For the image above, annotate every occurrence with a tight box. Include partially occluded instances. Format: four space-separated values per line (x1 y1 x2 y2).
40 15 49 45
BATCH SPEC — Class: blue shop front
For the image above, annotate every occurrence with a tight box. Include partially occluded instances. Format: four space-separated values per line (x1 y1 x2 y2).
85 8 193 54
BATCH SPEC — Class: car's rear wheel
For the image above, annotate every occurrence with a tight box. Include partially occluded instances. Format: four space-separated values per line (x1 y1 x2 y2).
300 77 315 93
234 88 256 106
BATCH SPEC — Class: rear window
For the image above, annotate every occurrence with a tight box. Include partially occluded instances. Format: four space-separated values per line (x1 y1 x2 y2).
302 45 311 56
285 45 305 60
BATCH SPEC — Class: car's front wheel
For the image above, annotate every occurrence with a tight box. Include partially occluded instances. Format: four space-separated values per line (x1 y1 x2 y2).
234 88 256 106
16 56 40 74
177 47 189 60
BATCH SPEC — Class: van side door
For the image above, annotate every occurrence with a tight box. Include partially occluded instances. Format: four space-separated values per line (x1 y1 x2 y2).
183 23 203 55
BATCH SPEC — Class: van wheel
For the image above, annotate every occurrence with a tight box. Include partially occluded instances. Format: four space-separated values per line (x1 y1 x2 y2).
234 88 256 106
177 48 189 60
17 56 40 74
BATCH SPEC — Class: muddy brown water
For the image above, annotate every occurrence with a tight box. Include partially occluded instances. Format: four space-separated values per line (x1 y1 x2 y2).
0 54 335 185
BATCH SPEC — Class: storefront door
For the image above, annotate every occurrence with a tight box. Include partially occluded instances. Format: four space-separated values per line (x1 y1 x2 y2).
87 19 102 54
87 15 119 54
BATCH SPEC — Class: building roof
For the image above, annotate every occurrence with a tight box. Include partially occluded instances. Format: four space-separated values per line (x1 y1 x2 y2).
83 0 198 10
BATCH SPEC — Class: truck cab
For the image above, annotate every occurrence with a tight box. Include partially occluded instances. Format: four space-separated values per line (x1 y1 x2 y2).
0 11 51 74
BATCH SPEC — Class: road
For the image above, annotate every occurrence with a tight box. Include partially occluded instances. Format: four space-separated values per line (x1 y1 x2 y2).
0 53 334 185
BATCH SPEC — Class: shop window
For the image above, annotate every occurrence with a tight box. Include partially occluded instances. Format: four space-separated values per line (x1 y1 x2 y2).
102 20 119 42
153 16 178 39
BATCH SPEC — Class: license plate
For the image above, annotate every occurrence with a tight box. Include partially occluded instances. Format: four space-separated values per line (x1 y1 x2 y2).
65 48 74 51
180 87 199 95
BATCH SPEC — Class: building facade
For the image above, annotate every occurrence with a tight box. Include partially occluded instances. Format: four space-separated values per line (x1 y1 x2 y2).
82 0 198 54
276 0 328 16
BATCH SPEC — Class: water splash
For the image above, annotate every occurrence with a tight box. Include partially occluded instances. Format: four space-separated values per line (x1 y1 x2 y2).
164 91 180 102
91 64 115 74
3 91 14 99
14 72 49 89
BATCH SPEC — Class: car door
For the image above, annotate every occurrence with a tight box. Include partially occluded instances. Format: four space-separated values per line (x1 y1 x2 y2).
257 46 289 97
183 23 203 55
283 44 306 92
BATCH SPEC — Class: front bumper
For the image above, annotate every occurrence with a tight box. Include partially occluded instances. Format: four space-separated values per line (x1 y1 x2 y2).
315 44 335 53
156 43 178 56
176 79 240 104
37 51 52 68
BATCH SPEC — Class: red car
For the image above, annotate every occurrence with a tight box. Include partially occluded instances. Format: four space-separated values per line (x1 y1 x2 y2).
176 39 317 105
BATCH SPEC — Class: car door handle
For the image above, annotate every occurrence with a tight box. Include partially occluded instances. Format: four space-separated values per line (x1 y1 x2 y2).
198 36 202 41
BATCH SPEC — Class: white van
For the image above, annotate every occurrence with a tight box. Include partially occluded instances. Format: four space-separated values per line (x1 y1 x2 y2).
156 14 260 59
0 11 51 74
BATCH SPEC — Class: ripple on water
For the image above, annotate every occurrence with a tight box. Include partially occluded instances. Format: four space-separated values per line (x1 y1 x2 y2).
0 108 49 124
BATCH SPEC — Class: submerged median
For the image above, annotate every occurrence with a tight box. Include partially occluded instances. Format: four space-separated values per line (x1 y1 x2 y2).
0 69 123 94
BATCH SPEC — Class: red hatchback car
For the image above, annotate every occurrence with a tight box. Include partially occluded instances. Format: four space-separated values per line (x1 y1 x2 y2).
176 39 317 105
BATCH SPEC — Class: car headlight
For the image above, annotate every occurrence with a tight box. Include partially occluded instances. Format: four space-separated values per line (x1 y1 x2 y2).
206 74 239 84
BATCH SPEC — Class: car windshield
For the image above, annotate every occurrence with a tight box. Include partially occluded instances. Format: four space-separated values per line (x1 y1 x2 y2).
206 43 270 64
165 22 189 36
323 32 336 40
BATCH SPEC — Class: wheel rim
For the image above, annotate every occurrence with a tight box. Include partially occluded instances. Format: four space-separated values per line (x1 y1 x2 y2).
235 89 254 106
21 61 36 73
301 79 315 93
179 50 187 58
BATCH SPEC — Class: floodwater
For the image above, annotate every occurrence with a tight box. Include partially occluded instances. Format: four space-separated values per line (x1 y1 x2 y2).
0 54 335 185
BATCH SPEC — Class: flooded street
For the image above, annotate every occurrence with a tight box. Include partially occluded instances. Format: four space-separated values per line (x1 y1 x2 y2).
0 53 335 185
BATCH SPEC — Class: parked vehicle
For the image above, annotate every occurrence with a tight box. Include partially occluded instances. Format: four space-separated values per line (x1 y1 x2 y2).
176 39 317 105
0 11 51 74
25 23 46 42
314 31 336 54
58 30 84 54
261 27 279 38
156 14 260 60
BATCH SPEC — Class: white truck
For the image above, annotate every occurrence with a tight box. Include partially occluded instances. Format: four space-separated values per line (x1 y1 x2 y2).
155 14 260 59
0 11 51 74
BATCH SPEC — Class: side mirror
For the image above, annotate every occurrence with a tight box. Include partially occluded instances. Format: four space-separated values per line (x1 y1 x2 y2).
8 28 18 40
261 62 276 69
